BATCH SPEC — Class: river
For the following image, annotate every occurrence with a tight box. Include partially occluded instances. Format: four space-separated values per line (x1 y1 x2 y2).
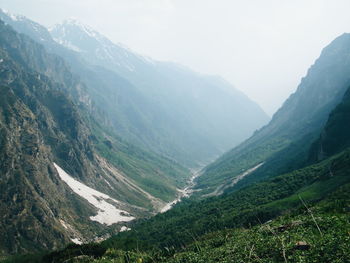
160 169 202 213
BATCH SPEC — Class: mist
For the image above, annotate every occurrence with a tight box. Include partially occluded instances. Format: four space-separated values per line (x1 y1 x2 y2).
1 0 350 115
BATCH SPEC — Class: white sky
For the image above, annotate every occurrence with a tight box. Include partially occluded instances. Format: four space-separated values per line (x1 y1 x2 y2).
1 0 350 115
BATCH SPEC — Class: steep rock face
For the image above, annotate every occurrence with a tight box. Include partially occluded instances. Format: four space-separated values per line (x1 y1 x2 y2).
309 86 350 161
0 20 190 255
198 33 350 194
0 42 99 254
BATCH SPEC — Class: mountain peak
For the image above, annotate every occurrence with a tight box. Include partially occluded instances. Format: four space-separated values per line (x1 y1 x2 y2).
50 18 99 39
62 17 82 25
0 8 25 22
49 18 148 71
49 19 106 53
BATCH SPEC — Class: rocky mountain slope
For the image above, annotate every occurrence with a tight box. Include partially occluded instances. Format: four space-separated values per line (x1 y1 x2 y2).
197 33 350 195
0 19 190 255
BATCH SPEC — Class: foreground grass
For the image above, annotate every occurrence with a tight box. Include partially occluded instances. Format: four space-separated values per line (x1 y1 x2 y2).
57 208 349 263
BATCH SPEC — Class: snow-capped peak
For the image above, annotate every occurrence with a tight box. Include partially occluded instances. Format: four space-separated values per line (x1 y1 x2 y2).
50 18 155 71
51 18 101 40
0 8 25 22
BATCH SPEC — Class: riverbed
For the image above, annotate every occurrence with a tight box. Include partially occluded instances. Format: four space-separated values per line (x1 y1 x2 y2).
160 169 202 213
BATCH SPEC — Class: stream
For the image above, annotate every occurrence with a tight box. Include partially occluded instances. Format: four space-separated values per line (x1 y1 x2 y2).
160 169 202 213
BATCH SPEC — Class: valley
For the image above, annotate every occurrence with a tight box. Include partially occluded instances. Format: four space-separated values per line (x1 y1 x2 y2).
0 4 349 263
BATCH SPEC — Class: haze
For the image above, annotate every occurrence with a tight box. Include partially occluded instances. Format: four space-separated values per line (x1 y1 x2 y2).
1 0 350 115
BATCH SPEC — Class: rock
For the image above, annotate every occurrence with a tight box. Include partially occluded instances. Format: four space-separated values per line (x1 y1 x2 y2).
276 220 303 232
276 226 287 232
294 241 311 250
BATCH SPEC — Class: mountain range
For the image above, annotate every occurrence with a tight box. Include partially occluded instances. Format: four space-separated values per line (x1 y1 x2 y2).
0 9 268 256
0 10 269 167
0 8 349 263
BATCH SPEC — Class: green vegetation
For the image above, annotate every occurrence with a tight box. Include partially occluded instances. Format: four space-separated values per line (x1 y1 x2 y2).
159 186 350 263
197 137 291 194
5 179 348 263
1 10 350 262
309 87 350 162
6 145 347 263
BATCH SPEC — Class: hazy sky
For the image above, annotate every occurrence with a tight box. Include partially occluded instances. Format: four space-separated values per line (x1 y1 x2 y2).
1 0 350 115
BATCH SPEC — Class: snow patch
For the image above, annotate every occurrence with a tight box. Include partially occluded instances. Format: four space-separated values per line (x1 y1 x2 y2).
59 219 69 229
2 9 24 22
125 64 135 72
61 18 98 39
71 238 82 245
142 56 156 66
53 38 82 52
104 179 113 189
9 13 18 21
53 163 134 225
120 226 131 232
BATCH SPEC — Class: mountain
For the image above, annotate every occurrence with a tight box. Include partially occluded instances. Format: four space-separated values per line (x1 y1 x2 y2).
196 33 350 195
0 19 192 255
0 21 107 254
0 11 269 167
0 9 268 256
1 10 349 263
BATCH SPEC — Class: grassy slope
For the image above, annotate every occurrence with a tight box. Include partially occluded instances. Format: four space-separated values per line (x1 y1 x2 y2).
91 184 350 263
159 184 350 263
10 167 348 263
